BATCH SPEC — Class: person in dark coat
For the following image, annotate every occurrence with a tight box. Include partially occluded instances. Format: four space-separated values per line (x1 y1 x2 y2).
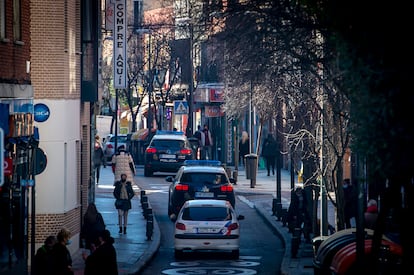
113 173 135 234
239 131 250 167
286 187 311 242
51 228 73 275
93 136 105 184
343 179 357 228
83 229 118 275
261 133 278 176
81 203 106 252
33 235 57 275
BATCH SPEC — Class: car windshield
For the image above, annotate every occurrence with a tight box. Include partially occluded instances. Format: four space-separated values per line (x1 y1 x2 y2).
181 173 227 184
152 139 185 148
181 206 231 221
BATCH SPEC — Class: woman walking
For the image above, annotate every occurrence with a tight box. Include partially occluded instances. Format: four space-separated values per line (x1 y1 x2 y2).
111 145 136 185
113 173 135 234
239 131 250 167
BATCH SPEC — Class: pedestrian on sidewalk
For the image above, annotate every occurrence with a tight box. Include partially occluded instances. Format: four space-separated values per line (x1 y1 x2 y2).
93 135 105 184
343 179 357 228
239 131 249 167
193 125 202 159
83 229 118 275
286 187 311 242
81 203 106 252
33 235 57 275
261 133 277 176
113 173 135 234
51 228 74 275
111 144 136 185
200 124 213 160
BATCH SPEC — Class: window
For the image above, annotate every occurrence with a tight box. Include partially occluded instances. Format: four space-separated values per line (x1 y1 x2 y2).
183 207 229 221
13 0 21 41
0 0 5 39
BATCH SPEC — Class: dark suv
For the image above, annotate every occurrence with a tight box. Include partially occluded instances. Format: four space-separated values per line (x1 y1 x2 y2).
166 160 236 218
144 131 194 177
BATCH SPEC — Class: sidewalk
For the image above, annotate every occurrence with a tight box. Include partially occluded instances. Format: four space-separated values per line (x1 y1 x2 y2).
71 166 161 275
72 164 335 275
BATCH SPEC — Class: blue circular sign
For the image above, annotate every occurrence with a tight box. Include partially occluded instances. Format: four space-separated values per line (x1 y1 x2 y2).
34 103 50 122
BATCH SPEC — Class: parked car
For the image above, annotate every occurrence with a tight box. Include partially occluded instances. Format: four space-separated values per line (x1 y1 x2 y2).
173 199 244 259
166 160 236 218
102 134 128 164
143 130 194 177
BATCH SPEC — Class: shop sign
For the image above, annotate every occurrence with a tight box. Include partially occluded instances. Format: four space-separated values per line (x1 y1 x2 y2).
205 105 224 117
209 88 224 102
4 157 13 177
34 103 50 122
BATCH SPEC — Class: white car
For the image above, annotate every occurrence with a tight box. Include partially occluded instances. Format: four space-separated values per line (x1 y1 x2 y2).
173 199 244 259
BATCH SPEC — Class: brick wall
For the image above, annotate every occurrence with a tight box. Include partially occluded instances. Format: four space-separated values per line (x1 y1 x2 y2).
31 0 81 99
30 206 81 244
0 0 31 83
30 0 88 245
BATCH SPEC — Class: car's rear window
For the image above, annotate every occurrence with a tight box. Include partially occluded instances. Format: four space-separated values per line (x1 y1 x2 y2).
181 206 231 221
181 173 227 184
110 136 127 142
152 139 185 148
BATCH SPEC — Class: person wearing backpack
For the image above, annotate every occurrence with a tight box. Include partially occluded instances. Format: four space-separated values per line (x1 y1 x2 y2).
33 235 57 275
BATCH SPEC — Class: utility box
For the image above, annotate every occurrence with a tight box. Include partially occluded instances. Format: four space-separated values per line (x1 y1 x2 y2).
245 154 258 187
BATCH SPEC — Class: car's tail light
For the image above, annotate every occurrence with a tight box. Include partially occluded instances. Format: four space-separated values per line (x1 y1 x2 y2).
180 148 193 155
146 147 157 154
175 184 189 191
107 144 113 149
220 185 233 192
228 223 239 230
176 222 186 230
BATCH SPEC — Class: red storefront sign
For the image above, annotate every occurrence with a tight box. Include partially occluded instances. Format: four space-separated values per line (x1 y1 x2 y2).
4 157 13 176
205 106 224 117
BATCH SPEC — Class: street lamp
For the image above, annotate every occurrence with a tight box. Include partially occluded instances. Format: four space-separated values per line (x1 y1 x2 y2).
249 79 253 154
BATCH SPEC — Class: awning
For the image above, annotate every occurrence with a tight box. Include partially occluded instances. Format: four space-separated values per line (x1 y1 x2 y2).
131 128 149 141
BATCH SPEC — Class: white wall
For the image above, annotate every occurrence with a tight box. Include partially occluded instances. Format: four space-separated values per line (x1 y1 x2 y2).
34 99 80 214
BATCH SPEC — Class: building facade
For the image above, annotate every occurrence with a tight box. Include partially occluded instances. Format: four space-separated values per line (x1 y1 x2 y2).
1 0 100 273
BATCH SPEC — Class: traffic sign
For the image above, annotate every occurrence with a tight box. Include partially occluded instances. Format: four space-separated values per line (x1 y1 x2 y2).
174 100 188 115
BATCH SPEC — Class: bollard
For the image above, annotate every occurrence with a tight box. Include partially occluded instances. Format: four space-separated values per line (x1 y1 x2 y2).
276 203 283 221
140 190 146 203
232 170 238 185
142 201 148 217
146 218 153 240
272 199 278 216
141 195 148 206
145 207 153 220
281 209 288 226
291 227 302 258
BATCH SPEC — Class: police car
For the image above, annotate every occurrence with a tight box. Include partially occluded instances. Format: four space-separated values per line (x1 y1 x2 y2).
173 199 244 259
166 160 236 218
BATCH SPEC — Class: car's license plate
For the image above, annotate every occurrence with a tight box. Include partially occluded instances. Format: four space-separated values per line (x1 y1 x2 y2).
195 192 214 198
197 227 218 233
160 154 175 159
160 159 177 162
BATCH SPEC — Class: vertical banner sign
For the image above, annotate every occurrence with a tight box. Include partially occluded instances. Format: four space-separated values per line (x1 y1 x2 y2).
114 0 127 89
